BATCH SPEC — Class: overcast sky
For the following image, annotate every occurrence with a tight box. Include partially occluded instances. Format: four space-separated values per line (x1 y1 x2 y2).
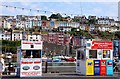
0 0 119 20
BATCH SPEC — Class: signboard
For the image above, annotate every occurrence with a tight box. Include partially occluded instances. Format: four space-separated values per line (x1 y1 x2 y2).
94 60 100 75
20 58 42 77
86 60 94 75
106 60 113 75
91 41 113 49
100 60 106 75
21 41 42 50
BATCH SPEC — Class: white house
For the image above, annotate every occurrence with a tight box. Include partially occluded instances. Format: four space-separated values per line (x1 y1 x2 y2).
98 26 110 32
58 26 72 32
109 26 120 32
0 31 11 40
98 25 120 32
27 32 41 41
12 30 23 41
79 25 85 31
97 17 115 25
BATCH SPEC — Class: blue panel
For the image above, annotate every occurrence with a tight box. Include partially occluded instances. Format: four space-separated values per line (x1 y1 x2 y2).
50 21 54 27
94 60 100 75
106 60 113 75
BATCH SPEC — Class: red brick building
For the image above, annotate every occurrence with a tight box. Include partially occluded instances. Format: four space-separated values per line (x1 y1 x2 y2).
41 32 71 45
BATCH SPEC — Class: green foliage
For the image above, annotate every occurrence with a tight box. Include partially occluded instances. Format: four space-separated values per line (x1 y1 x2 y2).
100 31 114 39
41 15 48 20
1 40 21 53
49 13 63 21
115 31 120 40
67 28 94 39
41 31 49 34
88 19 97 24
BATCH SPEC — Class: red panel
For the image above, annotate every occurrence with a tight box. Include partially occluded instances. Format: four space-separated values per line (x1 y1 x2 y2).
91 41 113 49
100 60 106 75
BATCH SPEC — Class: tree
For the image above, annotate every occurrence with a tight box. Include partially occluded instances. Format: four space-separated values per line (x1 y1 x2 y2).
49 13 63 21
1 40 21 53
115 31 120 40
88 19 97 25
64 16 71 19
41 15 48 20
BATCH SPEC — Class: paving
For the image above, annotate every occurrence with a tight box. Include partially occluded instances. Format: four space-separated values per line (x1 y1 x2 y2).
2 73 120 79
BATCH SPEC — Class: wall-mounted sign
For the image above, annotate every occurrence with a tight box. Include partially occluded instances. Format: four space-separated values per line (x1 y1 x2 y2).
91 41 113 49
21 41 43 50
20 58 42 77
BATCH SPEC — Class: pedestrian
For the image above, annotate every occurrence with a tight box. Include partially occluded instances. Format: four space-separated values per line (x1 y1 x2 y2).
0 54 5 76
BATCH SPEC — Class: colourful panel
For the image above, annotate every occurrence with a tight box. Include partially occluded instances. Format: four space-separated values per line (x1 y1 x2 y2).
106 60 113 75
86 60 94 75
100 60 106 75
94 60 100 75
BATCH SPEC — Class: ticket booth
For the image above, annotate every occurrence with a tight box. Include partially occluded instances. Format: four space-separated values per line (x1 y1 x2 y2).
17 40 43 77
76 39 113 76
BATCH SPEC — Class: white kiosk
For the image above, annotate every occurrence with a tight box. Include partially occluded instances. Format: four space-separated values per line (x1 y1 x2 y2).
76 39 113 76
17 40 43 77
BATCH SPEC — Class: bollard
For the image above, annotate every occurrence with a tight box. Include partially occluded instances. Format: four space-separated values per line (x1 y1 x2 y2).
8 62 11 75
45 60 48 73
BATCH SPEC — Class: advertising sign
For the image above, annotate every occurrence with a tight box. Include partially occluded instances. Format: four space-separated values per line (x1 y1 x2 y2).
106 60 113 75
21 41 43 50
20 58 42 77
94 60 100 75
91 41 113 49
100 60 106 75
86 60 94 75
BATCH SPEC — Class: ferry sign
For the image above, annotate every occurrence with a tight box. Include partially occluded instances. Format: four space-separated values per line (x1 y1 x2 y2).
91 41 113 50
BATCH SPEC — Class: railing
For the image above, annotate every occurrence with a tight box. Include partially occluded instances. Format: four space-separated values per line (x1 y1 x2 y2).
42 62 76 73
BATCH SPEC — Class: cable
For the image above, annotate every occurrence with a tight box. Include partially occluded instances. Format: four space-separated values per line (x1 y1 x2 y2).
0 4 82 17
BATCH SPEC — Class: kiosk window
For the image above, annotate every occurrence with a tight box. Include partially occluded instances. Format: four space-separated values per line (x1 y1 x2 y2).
89 50 97 58
77 51 80 60
77 50 84 60
22 50 42 58
33 50 41 58
103 50 110 58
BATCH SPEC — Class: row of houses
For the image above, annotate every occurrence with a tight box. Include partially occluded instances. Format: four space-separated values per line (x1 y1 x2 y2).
0 15 120 32
0 30 84 46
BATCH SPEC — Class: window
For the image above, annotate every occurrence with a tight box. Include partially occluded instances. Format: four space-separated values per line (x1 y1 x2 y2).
89 50 97 58
77 50 84 60
22 50 41 58
36 36 38 39
103 50 110 58
31 45 34 48
32 50 41 58
30 37 32 39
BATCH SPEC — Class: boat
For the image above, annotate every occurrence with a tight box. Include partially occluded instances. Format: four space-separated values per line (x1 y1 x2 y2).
52 56 61 62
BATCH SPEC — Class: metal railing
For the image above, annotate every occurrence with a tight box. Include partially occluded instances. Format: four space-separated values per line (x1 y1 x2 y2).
42 62 76 73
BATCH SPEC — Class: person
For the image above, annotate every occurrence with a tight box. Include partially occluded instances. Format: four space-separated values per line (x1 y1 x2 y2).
0 55 5 77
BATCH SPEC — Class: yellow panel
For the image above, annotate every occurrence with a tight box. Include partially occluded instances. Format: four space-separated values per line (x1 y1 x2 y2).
86 59 94 75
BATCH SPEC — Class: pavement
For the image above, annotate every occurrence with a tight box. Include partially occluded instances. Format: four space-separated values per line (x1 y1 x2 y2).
2 73 120 79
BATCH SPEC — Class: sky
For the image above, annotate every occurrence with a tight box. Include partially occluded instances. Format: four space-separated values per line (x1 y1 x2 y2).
0 1 119 20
